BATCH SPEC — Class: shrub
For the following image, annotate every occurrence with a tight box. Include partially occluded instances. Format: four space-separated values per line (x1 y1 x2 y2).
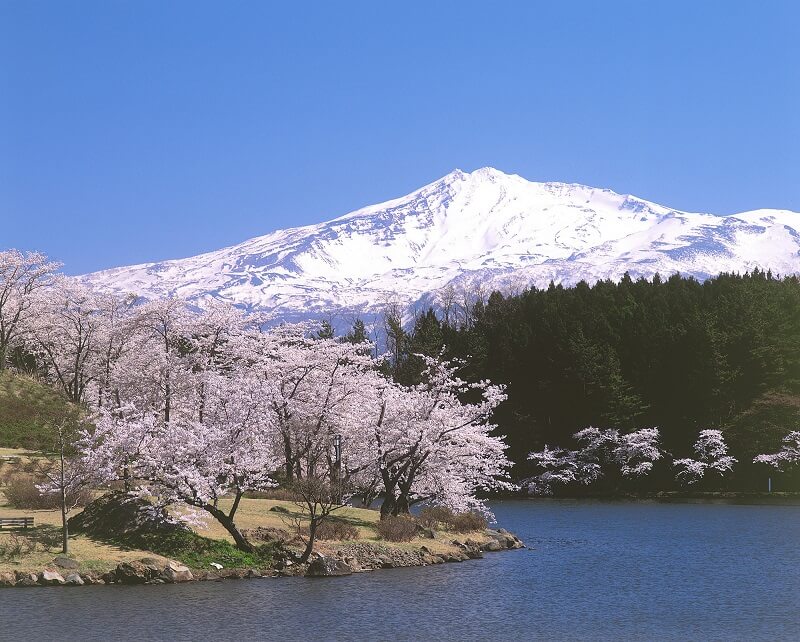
417 505 456 529
314 519 359 541
0 534 36 560
375 515 418 542
242 526 295 544
2 473 92 510
449 511 488 533
416 506 488 533
3 473 52 508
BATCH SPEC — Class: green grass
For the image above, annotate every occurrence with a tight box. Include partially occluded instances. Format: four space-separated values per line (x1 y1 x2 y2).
0 371 72 449
105 528 278 570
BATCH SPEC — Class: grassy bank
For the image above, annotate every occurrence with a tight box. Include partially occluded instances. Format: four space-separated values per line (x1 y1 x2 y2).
0 448 501 576
0 372 72 450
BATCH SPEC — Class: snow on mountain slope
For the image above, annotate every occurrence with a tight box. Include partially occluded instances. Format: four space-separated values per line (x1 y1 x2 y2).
82 167 800 322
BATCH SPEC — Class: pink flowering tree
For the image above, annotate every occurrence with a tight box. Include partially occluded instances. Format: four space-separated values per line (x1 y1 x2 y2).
754 431 800 472
28 280 102 403
364 354 511 519
251 323 378 484
0 249 61 371
674 429 737 485
84 374 278 551
526 426 663 495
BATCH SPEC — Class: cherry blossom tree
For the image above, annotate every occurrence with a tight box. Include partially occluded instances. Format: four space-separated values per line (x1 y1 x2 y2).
362 354 511 518
93 292 139 409
28 280 102 403
84 405 156 493
35 408 97 554
526 426 663 495
289 476 352 563
183 300 256 423
84 373 278 551
524 445 597 495
753 431 800 471
131 298 196 423
0 249 61 370
674 429 737 485
251 323 377 483
614 428 663 477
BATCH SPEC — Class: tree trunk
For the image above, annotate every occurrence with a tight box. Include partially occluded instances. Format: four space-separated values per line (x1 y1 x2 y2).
198 381 205 424
59 439 69 555
122 459 132 493
379 468 399 519
393 493 411 516
393 477 414 516
380 492 399 519
61 488 69 555
164 379 171 424
298 520 317 563
283 435 295 482
204 504 254 552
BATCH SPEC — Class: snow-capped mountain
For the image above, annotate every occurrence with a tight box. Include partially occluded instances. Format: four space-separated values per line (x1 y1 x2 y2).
83 167 800 322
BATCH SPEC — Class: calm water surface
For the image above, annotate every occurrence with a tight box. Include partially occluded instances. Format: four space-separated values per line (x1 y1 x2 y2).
2 500 799 641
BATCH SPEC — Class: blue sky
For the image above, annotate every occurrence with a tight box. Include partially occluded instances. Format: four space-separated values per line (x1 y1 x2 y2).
2 1 798 274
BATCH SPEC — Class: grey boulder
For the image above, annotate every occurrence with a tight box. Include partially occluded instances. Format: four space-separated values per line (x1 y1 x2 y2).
64 573 85 586
305 556 354 577
53 556 80 570
161 561 194 583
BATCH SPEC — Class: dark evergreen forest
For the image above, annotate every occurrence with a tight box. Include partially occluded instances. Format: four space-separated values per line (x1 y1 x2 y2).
378 270 800 493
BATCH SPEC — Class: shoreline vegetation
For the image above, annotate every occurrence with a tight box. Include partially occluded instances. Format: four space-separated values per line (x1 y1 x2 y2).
1 448 524 588
0 250 515 571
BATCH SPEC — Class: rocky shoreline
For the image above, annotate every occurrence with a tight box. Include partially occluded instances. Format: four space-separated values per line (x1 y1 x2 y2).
0 528 524 588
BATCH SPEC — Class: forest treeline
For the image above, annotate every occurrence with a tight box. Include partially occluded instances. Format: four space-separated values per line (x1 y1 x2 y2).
380 270 800 492
3 246 798 495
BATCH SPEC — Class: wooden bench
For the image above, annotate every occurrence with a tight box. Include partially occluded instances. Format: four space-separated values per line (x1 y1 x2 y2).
0 517 34 530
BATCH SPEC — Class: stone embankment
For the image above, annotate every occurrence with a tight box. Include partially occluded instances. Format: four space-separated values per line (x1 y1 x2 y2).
0 528 524 587
306 527 524 577
0 557 196 588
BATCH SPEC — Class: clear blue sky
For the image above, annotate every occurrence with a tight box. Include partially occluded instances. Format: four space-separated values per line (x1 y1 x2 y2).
2 1 798 274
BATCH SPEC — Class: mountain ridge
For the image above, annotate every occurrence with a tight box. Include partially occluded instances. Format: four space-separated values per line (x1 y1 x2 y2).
82 167 800 323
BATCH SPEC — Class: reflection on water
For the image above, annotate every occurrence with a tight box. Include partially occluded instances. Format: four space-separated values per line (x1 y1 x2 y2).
1 500 799 641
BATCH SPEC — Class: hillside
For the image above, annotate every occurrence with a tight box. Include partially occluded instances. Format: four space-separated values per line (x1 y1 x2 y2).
0 372 71 449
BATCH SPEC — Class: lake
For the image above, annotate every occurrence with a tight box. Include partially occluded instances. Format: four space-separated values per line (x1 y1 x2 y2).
2 500 799 641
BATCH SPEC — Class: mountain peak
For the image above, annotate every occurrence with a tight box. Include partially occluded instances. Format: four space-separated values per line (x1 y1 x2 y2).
82 171 800 327
439 166 513 185
469 166 508 178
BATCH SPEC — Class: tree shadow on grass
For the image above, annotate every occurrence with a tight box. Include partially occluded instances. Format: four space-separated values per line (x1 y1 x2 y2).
27 523 63 551
273 504 376 530
0 523 64 561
